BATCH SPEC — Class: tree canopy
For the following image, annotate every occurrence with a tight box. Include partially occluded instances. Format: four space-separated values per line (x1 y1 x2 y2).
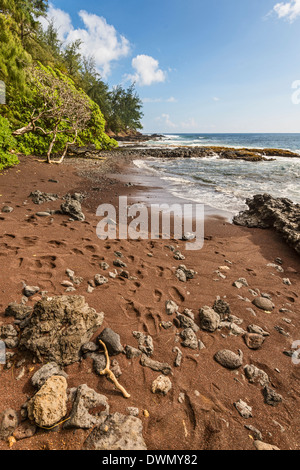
0 0 144 168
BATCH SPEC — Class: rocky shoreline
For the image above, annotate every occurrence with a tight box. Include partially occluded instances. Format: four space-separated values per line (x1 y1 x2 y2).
69 143 300 162
233 194 300 255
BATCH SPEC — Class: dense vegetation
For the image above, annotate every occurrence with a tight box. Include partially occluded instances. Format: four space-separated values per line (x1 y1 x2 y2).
0 0 144 167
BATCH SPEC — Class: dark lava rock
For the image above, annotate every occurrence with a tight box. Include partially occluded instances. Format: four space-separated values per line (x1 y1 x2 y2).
180 328 198 350
132 331 154 357
31 362 68 389
123 345 142 359
214 349 243 370
0 324 19 348
263 386 283 407
233 194 300 254
29 190 59 205
140 354 172 376
5 303 33 321
61 194 85 221
244 333 266 350
97 328 124 356
199 306 220 332
252 297 275 312
213 298 231 320
2 206 13 213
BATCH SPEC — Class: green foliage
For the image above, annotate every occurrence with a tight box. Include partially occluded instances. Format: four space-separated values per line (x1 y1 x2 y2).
0 14 31 94
0 115 19 170
13 64 117 158
107 84 144 133
0 150 19 170
1 0 48 43
0 115 16 150
0 0 143 162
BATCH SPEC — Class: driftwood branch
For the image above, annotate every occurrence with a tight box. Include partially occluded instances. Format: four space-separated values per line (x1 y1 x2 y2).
99 340 131 399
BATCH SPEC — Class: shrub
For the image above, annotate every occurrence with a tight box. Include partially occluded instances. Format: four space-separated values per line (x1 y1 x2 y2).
0 115 19 170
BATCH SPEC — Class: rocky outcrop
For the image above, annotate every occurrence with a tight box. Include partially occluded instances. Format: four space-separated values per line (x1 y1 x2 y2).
233 194 300 254
97 146 300 162
82 412 147 450
19 296 104 366
64 384 109 430
29 190 59 205
61 193 85 221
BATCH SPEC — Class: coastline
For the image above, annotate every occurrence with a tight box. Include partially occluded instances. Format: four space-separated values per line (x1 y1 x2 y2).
0 154 299 450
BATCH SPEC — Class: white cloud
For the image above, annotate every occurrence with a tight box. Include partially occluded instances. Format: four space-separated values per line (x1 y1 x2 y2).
40 4 131 78
272 0 300 22
143 96 177 103
213 97 220 101
127 55 167 86
155 113 177 129
39 3 73 41
68 11 130 78
155 114 198 131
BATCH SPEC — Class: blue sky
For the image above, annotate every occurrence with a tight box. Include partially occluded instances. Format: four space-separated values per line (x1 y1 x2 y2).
42 0 300 133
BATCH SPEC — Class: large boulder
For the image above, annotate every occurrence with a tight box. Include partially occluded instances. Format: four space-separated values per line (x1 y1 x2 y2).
27 376 68 428
61 194 85 221
199 306 220 332
82 412 147 450
233 194 300 254
64 384 109 430
19 296 104 366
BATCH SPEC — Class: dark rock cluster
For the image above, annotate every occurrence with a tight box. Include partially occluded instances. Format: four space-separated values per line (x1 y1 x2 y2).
233 194 300 254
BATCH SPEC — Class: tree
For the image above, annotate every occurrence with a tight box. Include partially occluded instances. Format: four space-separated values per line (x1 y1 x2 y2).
13 66 92 163
39 19 62 58
1 0 48 44
80 56 112 124
108 84 143 133
122 84 144 131
63 40 83 78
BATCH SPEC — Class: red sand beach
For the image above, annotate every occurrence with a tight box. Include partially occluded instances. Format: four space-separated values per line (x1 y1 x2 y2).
0 154 299 450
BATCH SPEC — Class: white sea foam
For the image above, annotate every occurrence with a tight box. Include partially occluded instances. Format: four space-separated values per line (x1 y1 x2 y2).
133 136 300 214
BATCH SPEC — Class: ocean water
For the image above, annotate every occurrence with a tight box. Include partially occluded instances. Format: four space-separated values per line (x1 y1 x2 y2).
134 133 300 215
145 133 300 151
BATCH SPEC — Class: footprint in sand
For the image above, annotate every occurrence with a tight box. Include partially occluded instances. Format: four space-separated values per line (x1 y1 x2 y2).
2 234 16 239
23 236 39 246
72 248 84 256
0 242 19 254
136 269 145 280
48 240 67 248
91 254 105 263
40 255 57 269
168 286 185 303
144 309 162 335
85 245 98 253
122 299 142 320
157 266 173 280
154 289 163 303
